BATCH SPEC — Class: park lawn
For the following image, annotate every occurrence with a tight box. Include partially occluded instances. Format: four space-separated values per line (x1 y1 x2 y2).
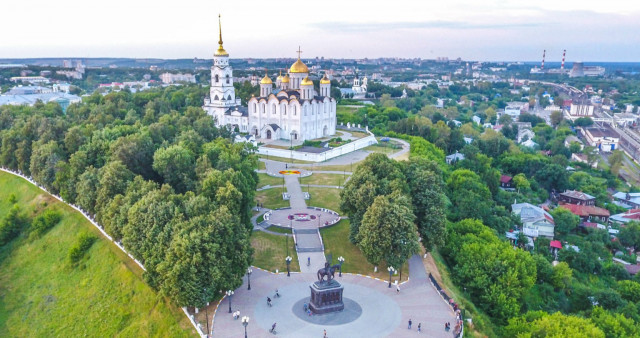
266 226 293 235
250 231 299 273
254 188 289 210
393 150 410 162
300 173 347 187
258 161 266 170
303 162 359 172
0 172 195 337
320 220 408 283
306 187 342 212
257 173 284 189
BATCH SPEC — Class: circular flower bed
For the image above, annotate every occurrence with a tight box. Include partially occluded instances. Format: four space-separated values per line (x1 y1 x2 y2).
279 170 301 175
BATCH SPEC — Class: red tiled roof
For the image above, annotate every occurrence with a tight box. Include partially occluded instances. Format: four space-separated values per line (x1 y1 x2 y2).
559 203 610 217
560 190 595 201
582 222 598 228
550 240 563 249
624 265 640 275
500 175 512 184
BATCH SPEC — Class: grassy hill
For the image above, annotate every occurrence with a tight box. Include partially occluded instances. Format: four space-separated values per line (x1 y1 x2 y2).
0 171 195 337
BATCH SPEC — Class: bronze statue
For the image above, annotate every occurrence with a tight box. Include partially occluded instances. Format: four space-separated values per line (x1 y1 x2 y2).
317 262 341 283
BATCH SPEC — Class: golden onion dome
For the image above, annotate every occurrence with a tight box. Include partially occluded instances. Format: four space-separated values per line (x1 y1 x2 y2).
282 74 290 83
214 46 229 56
301 76 314 86
260 75 273 85
289 59 309 73
320 74 331 84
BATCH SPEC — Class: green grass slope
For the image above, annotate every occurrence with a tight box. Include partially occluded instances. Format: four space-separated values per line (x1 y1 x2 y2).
0 171 195 337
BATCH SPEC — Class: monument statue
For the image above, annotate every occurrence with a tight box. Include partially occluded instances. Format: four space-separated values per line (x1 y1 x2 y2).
317 262 341 283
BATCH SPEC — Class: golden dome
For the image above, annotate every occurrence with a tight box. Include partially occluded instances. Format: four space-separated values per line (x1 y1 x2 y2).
289 59 309 73
260 75 272 85
301 76 314 86
276 71 283 81
320 74 331 84
282 74 290 83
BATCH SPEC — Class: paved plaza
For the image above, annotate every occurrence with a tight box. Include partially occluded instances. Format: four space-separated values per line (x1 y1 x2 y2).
211 269 456 337
217 140 458 337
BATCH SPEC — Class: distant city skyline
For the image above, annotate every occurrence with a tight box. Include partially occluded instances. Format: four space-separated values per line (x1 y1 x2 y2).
2 0 639 62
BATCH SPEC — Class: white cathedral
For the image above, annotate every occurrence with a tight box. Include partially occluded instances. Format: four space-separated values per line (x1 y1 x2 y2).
203 16 336 142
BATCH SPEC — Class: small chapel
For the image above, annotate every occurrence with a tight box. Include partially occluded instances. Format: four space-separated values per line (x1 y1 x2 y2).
203 15 337 142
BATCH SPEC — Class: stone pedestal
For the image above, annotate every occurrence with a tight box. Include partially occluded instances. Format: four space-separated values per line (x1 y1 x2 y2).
309 280 344 314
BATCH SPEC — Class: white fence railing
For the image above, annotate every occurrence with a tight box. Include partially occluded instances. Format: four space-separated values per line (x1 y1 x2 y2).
258 132 378 162
0 167 207 337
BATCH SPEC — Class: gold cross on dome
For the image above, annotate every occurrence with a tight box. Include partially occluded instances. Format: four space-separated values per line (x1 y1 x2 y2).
296 46 303 59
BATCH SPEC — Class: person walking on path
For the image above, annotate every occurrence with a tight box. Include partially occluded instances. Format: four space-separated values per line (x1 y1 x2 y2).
323 329 327 337
408 319 412 329
396 284 400 293
418 323 421 333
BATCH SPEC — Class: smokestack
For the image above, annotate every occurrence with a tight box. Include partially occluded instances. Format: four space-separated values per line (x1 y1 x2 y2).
561 50 566 70
541 49 546 70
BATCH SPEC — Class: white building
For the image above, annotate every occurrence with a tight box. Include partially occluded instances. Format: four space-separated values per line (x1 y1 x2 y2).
160 73 196 84
512 202 555 239
502 101 529 119
202 16 336 141
581 127 619 152
566 103 594 121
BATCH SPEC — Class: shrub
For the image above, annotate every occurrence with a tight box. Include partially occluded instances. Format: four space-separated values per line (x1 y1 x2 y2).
68 233 97 264
0 205 28 245
30 209 62 238
8 193 17 203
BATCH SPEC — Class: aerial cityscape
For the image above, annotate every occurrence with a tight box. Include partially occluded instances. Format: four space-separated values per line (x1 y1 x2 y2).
1 1 640 337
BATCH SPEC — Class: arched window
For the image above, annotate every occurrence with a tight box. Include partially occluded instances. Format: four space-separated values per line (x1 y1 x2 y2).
227 95 232 100
283 105 287 115
214 95 219 100
252 102 257 114
226 74 230 84
215 74 219 83
272 104 276 114
292 105 296 116
261 103 265 114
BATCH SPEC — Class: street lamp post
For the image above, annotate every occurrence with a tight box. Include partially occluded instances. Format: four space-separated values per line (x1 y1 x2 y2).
387 266 395 288
247 267 252 290
286 256 292 277
338 256 345 277
242 316 249 338
226 290 234 313
203 288 210 338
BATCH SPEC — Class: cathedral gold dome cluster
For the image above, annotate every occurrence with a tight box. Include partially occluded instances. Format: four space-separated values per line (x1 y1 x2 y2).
203 16 336 142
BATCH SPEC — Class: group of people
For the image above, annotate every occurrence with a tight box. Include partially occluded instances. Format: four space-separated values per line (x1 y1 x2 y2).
232 310 240 320
445 322 452 331
407 319 422 332
266 289 280 307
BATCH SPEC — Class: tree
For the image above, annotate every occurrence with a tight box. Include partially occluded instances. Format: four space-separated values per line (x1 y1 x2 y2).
619 222 640 251
29 140 63 192
512 173 530 193
617 280 640 303
406 164 446 252
553 207 580 236
152 145 196 193
590 306 640 338
505 311 605 338
0 205 28 245
550 111 564 127
609 150 625 175
550 261 573 290
446 169 493 222
357 194 420 269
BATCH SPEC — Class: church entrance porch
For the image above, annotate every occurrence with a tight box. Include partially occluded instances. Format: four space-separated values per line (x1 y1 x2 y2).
266 130 272 139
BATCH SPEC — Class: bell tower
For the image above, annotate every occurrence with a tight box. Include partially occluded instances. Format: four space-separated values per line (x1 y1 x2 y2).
210 14 236 107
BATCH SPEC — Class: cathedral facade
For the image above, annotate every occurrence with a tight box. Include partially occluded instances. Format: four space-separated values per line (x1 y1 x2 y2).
203 16 336 141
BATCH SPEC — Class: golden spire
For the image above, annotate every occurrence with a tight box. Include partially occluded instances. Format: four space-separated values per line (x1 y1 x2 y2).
215 14 229 56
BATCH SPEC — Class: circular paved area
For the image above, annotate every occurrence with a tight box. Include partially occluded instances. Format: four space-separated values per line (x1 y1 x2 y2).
267 208 340 229
211 269 456 338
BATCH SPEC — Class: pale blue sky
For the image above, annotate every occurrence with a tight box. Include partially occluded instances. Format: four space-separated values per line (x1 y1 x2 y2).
1 0 639 61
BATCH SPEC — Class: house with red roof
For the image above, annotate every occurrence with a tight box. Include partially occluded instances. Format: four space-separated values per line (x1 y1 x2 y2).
500 175 513 189
559 190 596 206
550 240 563 259
610 208 640 225
559 203 610 224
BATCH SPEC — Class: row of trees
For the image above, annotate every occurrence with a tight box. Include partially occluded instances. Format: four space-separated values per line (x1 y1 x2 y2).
0 86 257 307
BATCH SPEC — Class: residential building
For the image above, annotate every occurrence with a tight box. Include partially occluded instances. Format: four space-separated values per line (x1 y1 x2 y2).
521 139 538 148
445 152 465 165
502 101 529 119
160 72 196 84
9 76 50 84
559 203 610 224
564 135 583 150
612 192 640 209
581 127 619 152
571 153 597 168
610 209 640 225
558 190 596 206
500 175 513 189
512 202 555 239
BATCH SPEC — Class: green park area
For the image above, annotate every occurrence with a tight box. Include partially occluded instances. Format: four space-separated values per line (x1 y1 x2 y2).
254 187 289 210
257 173 284 189
306 187 342 212
300 173 347 187
0 172 194 337
320 220 408 283
251 231 299 273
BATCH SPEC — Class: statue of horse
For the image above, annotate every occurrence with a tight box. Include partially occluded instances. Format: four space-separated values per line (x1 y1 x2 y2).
317 262 341 283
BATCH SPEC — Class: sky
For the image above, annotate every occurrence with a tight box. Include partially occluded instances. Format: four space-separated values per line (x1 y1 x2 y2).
1 0 639 61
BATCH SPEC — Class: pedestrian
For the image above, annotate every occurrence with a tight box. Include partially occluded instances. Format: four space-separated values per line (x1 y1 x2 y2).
444 322 448 331
408 319 412 329
323 329 327 337
418 323 421 332
396 284 400 293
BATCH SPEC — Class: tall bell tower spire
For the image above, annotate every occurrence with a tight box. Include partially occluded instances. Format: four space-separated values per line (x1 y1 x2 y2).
215 14 229 56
